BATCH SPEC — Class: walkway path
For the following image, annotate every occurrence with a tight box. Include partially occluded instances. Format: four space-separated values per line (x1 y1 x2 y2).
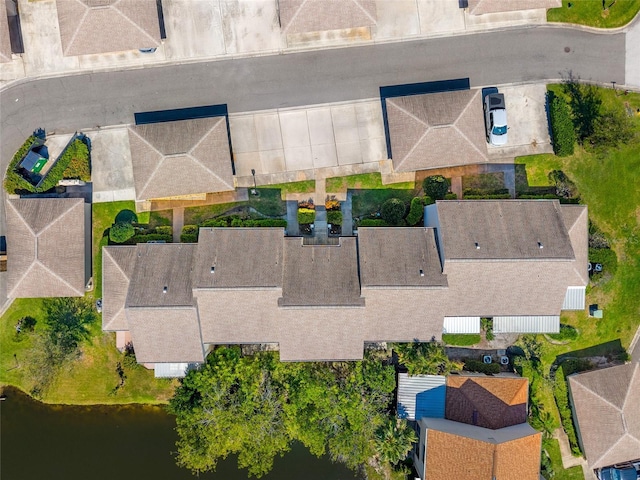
172 207 184 243
286 200 299 236
552 428 596 479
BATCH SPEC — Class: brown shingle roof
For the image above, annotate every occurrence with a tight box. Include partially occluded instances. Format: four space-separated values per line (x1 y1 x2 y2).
56 0 160 56
387 90 488 172
126 307 204 363
126 244 196 307
423 418 541 480
445 376 528 429
568 363 640 469
279 0 377 34
192 228 283 289
358 227 447 287
279 237 364 307
102 246 137 331
0 0 12 63
468 0 561 15
436 200 576 260
7 198 85 298
128 117 234 201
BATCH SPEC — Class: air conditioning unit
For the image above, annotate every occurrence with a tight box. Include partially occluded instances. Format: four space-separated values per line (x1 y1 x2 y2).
483 355 492 364
500 356 509 365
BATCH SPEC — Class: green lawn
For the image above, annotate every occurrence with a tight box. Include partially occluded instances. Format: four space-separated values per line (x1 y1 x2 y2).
545 439 585 480
442 334 481 346
548 0 640 28
515 88 640 475
269 180 316 196
326 172 415 193
352 189 417 219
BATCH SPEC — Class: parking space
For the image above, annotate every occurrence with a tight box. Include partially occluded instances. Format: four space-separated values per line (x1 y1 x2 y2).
88 128 136 203
230 100 387 178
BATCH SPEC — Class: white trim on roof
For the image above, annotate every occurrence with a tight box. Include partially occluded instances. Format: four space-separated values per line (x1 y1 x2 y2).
493 316 560 334
443 316 481 334
562 286 586 310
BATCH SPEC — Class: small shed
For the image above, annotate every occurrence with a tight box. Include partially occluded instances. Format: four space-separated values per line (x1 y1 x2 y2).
397 373 446 421
20 150 48 174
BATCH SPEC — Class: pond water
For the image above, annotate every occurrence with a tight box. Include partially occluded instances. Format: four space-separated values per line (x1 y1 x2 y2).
0 387 361 480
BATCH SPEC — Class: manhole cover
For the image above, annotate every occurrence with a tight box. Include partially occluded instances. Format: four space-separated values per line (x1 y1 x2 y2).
564 47 571 53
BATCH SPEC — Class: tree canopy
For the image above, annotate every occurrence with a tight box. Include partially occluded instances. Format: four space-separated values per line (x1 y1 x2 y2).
422 175 450 200
168 347 404 477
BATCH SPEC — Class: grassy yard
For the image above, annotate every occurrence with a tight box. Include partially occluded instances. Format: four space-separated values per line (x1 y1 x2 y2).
326 172 415 193
270 180 315 196
545 439 585 480
462 172 505 192
0 299 176 404
441 334 481 346
547 0 640 28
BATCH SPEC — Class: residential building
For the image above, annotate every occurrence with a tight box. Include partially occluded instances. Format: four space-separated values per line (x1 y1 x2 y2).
568 363 640 472
102 200 587 374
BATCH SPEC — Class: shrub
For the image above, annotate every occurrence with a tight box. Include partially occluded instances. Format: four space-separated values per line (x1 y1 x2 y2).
548 170 577 199
481 318 494 341
358 219 388 227
464 188 510 196
548 324 578 341
19 316 37 332
125 233 173 244
444 193 458 200
553 361 590 455
381 198 406 225
588 107 635 149
154 225 173 236
242 219 287 227
4 135 38 194
298 208 315 225
231 217 243 227
548 91 576 156
109 222 135 243
38 138 89 192
422 175 450 200
61 140 91 181
181 233 198 243
202 218 229 227
406 197 425 226
562 79 602 144
325 199 340 210
463 359 500 375
463 194 511 200
327 210 342 225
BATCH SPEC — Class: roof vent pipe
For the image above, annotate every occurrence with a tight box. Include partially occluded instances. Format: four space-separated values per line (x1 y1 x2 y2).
475 242 480 249
162 286 167 293
420 269 424 277
538 242 544 249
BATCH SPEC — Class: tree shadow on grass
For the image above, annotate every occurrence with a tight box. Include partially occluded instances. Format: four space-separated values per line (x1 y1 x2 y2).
555 339 627 365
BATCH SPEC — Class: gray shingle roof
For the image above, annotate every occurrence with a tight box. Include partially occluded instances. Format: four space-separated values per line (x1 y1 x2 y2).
279 0 377 34
128 117 234 201
102 246 137 331
468 0 561 15
279 237 364 307
56 0 160 56
435 200 576 260
192 228 283 289
126 244 196 307
568 363 640 469
127 307 205 363
0 0 12 63
358 227 447 287
387 90 488 172
7 198 85 298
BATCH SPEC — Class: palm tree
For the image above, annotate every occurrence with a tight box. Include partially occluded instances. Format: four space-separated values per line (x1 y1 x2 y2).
375 419 418 465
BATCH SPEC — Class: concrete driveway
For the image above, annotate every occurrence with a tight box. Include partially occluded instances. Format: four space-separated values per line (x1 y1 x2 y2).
487 83 553 159
88 127 136 203
230 100 387 177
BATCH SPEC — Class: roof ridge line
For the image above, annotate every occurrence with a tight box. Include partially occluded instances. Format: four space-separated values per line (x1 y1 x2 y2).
112 1 159 45
7 258 35 298
593 434 627 468
186 154 234 190
620 363 638 413
576 379 624 413
129 128 165 198
451 124 488 161
282 0 310 34
37 258 84 296
65 0 91 56
353 0 377 25
388 98 430 129
35 198 82 238
8 200 37 238
187 116 223 156
452 89 476 124
104 247 133 281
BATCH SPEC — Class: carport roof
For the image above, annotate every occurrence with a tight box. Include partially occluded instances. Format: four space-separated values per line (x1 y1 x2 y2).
279 0 377 34
386 90 488 172
56 0 160 56
128 117 235 201
0 0 11 63
467 0 561 15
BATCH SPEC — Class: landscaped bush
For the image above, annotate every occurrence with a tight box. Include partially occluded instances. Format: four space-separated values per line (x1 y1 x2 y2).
481 318 494 342
464 188 510 196
422 175 450 200
38 138 90 192
358 219 389 227
463 194 511 200
548 91 576 156
463 359 500 375
325 198 340 210
298 208 315 225
380 198 406 225
4 135 37 194
197 217 288 229
327 210 342 225
109 222 135 243
154 226 173 236
441 334 481 346
518 193 561 200
19 316 37 332
548 324 578 342
202 219 229 228
124 233 173 244
553 360 592 456
181 233 198 243
444 193 458 200
406 197 426 226
61 140 91 181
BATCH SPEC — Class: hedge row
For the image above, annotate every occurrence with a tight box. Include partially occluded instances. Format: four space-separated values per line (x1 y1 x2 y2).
548 91 576 157
61 140 91 181
298 208 315 225
464 194 511 200
406 196 431 226
358 219 389 227
181 218 288 242
553 360 592 456
463 359 500 375
4 136 37 194
463 188 509 196
327 210 342 225
444 193 458 200
123 233 173 244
